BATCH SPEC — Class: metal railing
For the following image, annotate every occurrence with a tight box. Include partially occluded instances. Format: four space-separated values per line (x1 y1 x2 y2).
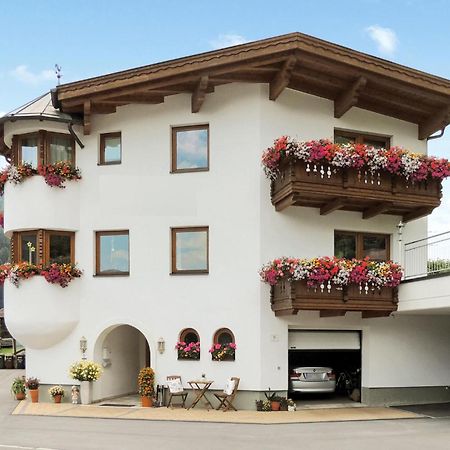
404 231 450 279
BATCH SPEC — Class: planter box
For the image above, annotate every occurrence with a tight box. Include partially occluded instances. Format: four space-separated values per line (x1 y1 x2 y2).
271 159 442 222
271 280 398 318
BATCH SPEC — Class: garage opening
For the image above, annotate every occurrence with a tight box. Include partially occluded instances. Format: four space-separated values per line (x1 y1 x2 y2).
288 330 362 406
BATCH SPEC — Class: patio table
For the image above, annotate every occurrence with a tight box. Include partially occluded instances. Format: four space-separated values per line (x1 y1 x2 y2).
187 380 214 410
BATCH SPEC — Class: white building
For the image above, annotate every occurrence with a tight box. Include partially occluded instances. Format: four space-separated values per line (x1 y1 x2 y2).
1 32 450 408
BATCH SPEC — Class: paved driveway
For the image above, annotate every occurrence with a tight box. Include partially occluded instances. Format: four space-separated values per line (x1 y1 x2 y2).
1 370 450 450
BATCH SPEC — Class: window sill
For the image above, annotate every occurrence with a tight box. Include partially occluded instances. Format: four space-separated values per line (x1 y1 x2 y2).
170 168 209 174
170 271 209 275
97 162 122 166
93 273 130 277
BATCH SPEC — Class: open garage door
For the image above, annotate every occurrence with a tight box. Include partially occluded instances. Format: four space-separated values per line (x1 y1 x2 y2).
288 330 362 404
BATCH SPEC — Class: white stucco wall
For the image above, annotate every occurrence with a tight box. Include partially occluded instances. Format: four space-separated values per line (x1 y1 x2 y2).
5 82 447 400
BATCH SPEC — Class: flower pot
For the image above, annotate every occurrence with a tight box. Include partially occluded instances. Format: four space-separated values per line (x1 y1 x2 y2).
15 392 26 401
270 401 281 411
53 394 62 404
141 396 153 407
80 381 92 405
29 389 39 403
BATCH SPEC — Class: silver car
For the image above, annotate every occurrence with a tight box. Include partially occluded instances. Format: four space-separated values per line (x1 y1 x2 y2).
289 366 336 393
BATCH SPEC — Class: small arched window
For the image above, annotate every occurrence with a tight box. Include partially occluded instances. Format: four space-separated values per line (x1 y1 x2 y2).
177 328 200 360
211 328 236 361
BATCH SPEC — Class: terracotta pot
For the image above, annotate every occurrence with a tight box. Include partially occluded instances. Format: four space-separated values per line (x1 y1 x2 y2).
29 389 39 403
15 392 26 401
53 395 62 404
141 396 153 407
270 401 280 411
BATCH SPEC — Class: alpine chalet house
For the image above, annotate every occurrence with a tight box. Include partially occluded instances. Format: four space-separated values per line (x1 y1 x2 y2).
1 33 450 408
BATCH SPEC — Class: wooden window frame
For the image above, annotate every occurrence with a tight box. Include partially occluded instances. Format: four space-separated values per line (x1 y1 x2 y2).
171 124 209 173
95 230 130 277
334 230 390 261
334 129 391 148
171 226 209 275
99 132 122 166
12 230 75 265
179 328 200 344
13 131 75 167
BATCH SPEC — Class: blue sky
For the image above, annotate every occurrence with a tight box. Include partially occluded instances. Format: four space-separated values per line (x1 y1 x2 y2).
1 0 449 232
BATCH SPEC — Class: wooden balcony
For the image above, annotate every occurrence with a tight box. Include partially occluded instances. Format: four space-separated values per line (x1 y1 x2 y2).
271 159 442 222
271 280 398 318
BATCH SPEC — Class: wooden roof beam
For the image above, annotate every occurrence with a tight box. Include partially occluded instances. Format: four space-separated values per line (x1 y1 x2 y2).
191 76 209 113
101 94 165 104
418 106 450 140
269 56 297 101
402 206 434 223
334 76 367 118
320 197 347 215
362 201 392 219
83 101 91 135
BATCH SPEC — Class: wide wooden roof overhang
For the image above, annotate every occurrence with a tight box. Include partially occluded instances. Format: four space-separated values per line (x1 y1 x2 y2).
54 32 450 139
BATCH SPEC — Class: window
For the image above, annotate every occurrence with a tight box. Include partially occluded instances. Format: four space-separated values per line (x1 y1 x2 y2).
18 134 39 168
100 132 121 165
180 328 200 344
171 227 208 274
171 125 209 173
95 231 129 276
334 130 390 149
13 230 75 265
14 131 75 167
47 133 75 165
334 231 390 261
212 328 236 361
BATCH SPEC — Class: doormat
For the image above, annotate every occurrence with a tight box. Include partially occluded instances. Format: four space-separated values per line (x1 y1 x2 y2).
99 403 136 407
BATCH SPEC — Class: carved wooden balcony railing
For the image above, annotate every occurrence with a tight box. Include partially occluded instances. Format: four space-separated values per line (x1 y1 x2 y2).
271 280 398 318
271 159 442 222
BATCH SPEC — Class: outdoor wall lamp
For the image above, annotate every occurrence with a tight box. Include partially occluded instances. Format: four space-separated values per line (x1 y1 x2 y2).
79 336 87 360
102 347 111 368
157 337 165 354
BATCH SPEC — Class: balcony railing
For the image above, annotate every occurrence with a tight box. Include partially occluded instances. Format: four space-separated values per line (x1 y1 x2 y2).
404 231 450 279
271 159 442 222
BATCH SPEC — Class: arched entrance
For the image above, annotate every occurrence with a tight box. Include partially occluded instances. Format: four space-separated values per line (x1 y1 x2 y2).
93 324 150 402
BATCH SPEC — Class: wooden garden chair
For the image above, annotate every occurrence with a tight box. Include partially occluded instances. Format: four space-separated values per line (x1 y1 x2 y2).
166 375 188 408
214 377 240 411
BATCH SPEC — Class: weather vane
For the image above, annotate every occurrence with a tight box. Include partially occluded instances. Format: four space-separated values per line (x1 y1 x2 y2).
55 64 62 85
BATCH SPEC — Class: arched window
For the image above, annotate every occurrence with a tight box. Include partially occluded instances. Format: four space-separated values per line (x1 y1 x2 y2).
211 328 236 361
177 328 200 360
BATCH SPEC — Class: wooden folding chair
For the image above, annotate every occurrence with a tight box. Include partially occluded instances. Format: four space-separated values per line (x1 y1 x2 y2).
166 375 188 408
214 377 240 411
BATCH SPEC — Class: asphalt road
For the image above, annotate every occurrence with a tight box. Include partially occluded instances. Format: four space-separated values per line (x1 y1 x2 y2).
1 370 450 450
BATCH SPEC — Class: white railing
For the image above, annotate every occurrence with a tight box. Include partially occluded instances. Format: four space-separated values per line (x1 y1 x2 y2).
404 231 450 279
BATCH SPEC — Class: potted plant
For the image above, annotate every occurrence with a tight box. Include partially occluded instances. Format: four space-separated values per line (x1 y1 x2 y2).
48 385 65 404
287 398 296 412
255 399 264 411
138 367 155 407
11 377 26 400
176 341 200 360
25 377 39 403
280 397 289 411
69 360 102 405
262 400 272 412
270 395 283 411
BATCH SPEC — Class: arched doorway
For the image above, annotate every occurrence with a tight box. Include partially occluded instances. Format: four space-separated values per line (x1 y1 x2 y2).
93 324 150 402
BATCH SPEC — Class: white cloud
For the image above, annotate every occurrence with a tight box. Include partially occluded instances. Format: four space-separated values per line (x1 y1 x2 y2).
210 34 247 50
10 65 55 85
365 25 398 55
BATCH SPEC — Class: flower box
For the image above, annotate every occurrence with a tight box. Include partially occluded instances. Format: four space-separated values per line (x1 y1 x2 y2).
270 280 398 317
263 138 447 222
271 159 441 221
261 256 401 318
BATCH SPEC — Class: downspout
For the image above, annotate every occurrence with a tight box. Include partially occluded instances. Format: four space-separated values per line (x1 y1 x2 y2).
68 122 85 149
427 128 445 141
